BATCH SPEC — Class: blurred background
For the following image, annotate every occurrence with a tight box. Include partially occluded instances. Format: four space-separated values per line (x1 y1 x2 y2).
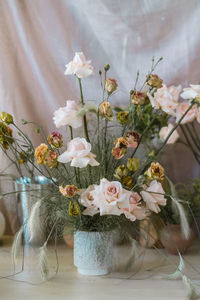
0 0 200 233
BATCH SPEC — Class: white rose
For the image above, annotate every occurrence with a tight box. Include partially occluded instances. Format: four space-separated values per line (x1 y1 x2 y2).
58 137 99 168
181 84 200 100
140 180 167 213
159 123 179 144
53 100 82 129
65 52 94 78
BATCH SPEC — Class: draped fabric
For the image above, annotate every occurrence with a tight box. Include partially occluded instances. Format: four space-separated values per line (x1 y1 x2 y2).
0 0 200 233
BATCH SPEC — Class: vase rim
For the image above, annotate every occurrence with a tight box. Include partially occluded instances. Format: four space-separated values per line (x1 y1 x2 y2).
15 175 56 185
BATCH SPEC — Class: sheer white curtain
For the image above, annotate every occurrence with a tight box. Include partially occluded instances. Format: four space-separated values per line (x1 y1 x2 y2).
0 0 200 232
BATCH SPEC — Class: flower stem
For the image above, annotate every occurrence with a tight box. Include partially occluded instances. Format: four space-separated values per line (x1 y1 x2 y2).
78 78 90 142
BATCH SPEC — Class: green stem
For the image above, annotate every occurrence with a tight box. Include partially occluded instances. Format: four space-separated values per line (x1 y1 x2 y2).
78 78 90 142
69 126 81 187
185 123 200 152
180 125 200 165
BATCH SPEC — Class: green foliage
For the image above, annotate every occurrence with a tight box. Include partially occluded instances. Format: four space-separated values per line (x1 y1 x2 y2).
128 103 169 141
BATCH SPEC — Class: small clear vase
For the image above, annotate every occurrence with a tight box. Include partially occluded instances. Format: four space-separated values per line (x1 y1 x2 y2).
74 231 113 276
14 176 54 246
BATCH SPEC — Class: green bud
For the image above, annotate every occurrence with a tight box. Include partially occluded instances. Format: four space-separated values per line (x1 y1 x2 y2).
35 128 40 134
114 165 129 179
0 112 13 125
127 158 140 172
116 111 130 125
104 64 110 71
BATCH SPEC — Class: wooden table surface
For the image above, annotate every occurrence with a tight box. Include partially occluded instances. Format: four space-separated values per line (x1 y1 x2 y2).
0 236 200 300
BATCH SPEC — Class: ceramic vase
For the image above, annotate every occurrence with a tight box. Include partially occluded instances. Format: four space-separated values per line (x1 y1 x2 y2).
74 231 113 276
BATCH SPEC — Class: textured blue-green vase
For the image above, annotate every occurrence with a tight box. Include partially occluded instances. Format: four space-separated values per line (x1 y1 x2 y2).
15 176 54 246
74 231 113 276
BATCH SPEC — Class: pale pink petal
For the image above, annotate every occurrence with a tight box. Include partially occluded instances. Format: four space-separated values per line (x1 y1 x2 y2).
71 157 91 168
57 151 72 163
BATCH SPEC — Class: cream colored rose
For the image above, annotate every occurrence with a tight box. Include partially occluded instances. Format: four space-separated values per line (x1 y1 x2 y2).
53 100 82 128
58 137 99 168
181 84 200 100
148 84 182 116
65 52 94 78
89 178 129 216
140 180 167 213
159 123 179 144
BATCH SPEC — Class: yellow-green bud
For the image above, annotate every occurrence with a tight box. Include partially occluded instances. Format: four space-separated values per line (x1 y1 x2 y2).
116 111 129 125
121 176 133 189
114 165 129 179
146 74 163 89
69 201 81 217
127 158 140 172
0 112 13 125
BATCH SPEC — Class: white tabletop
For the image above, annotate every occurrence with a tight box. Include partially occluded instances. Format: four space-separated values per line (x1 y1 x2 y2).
0 237 200 300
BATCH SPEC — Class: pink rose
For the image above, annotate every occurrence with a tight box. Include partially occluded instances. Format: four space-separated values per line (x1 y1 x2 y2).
65 52 94 78
119 192 147 221
58 137 99 168
89 178 129 216
176 102 197 124
159 123 179 144
53 100 82 128
148 84 182 116
140 180 167 213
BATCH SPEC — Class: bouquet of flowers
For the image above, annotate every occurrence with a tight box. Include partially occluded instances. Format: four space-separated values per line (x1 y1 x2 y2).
0 53 199 286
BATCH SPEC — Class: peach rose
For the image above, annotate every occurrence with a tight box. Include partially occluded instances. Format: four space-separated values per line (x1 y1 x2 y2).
159 123 179 144
53 100 82 129
176 102 197 124
89 178 129 216
58 137 99 168
148 84 182 116
65 52 94 78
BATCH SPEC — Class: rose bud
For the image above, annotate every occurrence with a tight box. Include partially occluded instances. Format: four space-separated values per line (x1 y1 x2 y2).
131 91 148 105
146 74 163 89
145 162 165 181
114 137 128 148
0 112 13 125
68 201 81 216
116 111 130 125
126 131 140 148
47 131 63 148
59 185 80 198
114 165 129 179
121 176 133 189
127 158 140 172
112 146 127 160
44 150 58 168
99 101 113 121
105 78 118 94
34 143 49 164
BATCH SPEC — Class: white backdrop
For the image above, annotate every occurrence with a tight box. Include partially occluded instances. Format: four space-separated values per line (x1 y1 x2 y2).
0 0 200 232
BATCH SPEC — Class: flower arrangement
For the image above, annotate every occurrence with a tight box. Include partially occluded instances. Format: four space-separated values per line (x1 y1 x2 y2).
0 52 199 284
